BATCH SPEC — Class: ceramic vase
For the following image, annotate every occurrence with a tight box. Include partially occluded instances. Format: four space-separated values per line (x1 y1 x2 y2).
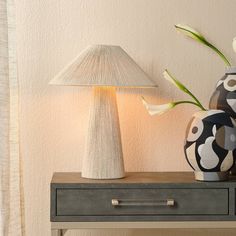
209 67 236 174
209 67 236 119
184 110 236 181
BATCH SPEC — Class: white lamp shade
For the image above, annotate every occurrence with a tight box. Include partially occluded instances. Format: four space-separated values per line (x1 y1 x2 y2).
49 45 156 88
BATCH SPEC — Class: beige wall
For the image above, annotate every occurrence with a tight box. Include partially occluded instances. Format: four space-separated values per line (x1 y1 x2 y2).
15 0 236 235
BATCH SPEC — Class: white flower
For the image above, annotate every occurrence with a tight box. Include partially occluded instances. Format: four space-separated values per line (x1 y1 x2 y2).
163 69 183 90
163 70 206 111
175 24 205 41
175 24 231 66
142 69 206 115
233 37 236 53
142 97 174 116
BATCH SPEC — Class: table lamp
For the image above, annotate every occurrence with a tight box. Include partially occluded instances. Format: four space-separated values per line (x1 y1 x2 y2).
50 45 157 179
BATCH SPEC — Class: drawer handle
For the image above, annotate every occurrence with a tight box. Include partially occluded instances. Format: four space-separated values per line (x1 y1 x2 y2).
111 199 175 207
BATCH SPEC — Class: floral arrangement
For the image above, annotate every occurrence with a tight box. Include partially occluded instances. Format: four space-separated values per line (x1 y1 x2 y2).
143 24 235 115
142 69 206 115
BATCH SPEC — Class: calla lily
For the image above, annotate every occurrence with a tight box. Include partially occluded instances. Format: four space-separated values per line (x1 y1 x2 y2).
163 70 206 111
175 24 231 66
163 69 186 91
142 69 206 116
142 97 174 116
142 97 206 116
233 37 236 53
175 24 205 41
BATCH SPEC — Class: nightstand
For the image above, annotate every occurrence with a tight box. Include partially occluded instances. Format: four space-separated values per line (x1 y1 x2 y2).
50 172 236 235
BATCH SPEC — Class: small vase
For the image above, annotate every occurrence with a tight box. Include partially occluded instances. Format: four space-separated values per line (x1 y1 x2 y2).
209 66 236 119
184 110 236 181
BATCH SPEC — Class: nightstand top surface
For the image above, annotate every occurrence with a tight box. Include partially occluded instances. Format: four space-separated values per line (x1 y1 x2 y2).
51 172 194 184
51 172 236 184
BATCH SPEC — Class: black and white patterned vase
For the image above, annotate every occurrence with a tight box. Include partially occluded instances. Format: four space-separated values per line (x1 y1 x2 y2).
184 110 236 181
209 67 236 119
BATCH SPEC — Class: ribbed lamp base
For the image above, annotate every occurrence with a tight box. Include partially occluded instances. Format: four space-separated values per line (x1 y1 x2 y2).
82 87 125 179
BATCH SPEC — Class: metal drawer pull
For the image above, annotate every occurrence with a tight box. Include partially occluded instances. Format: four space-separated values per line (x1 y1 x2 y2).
111 199 175 207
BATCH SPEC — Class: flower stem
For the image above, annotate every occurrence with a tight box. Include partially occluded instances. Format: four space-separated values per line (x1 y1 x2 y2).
204 41 231 66
174 100 206 110
175 24 231 66
182 88 206 111
166 71 206 111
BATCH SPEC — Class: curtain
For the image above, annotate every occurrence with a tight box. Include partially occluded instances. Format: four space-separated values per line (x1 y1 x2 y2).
0 0 24 235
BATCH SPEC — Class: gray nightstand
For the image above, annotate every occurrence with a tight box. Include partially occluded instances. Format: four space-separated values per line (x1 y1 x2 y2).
50 172 236 235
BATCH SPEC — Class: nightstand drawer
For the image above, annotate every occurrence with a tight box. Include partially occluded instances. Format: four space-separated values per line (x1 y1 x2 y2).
56 188 228 216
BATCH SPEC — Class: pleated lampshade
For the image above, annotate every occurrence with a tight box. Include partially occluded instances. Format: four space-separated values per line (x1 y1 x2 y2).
49 45 156 88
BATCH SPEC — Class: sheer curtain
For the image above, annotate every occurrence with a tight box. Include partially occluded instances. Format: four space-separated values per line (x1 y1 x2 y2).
0 0 24 235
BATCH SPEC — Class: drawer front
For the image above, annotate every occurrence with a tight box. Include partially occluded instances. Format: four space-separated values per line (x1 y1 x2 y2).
56 188 228 216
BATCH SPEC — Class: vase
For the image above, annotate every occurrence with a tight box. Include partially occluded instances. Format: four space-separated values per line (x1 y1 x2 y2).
209 67 236 174
209 67 236 119
184 110 236 181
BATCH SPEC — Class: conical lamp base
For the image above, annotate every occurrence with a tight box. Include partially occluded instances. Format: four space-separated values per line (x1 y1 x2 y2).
82 87 125 179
